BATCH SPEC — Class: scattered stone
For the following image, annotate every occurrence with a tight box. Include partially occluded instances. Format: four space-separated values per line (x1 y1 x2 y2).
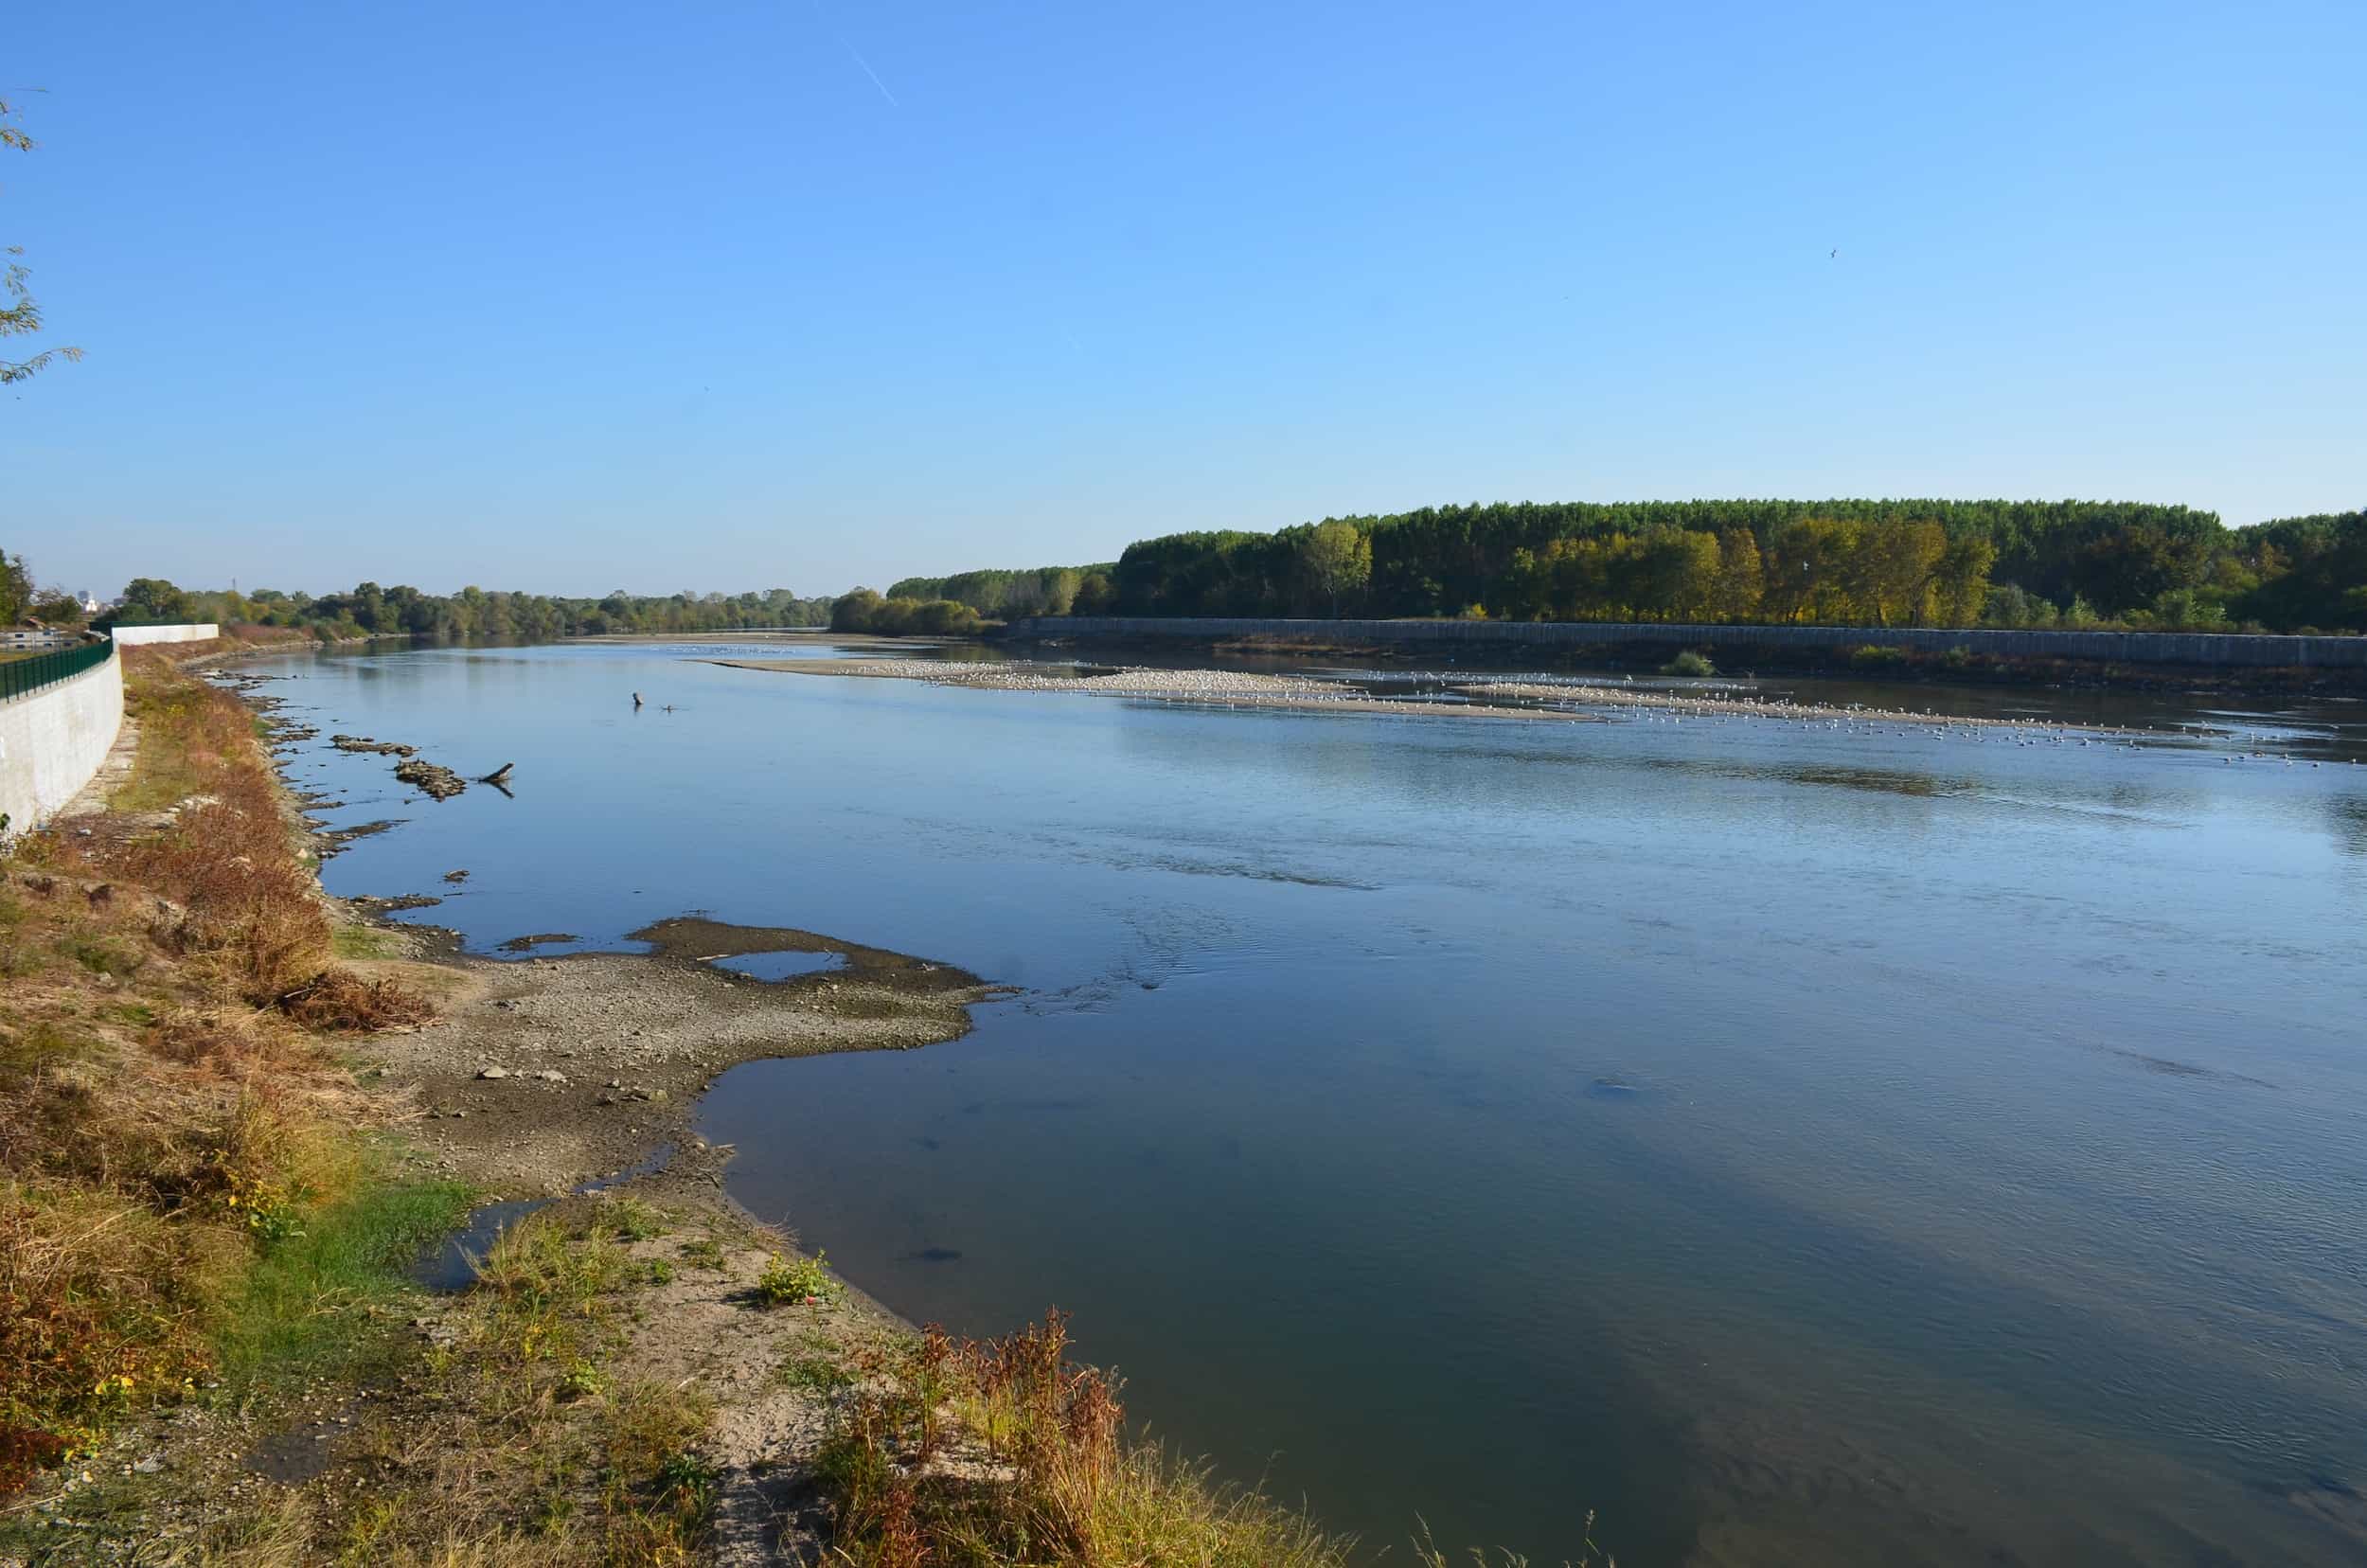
496 932 578 953
330 734 416 757
321 819 401 855
394 759 467 801
532 1070 567 1084
442 868 472 883
477 1066 508 1080
351 893 442 912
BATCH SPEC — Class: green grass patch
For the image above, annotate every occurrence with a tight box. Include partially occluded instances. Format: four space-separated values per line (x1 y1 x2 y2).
1849 642 1910 669
604 1196 667 1242
0 1019 87 1082
775 1348 854 1394
110 685 218 813
211 1168 475 1390
59 935 144 979
329 923 400 960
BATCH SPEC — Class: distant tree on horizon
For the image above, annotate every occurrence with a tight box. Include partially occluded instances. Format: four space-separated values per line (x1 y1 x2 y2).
117 578 192 622
1300 519 1372 617
0 548 31 625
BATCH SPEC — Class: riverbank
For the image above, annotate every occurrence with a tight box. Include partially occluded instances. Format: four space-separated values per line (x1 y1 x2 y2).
1 644 1365 1566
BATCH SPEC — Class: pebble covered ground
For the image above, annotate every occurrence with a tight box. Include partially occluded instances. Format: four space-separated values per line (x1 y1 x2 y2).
717 655 2145 737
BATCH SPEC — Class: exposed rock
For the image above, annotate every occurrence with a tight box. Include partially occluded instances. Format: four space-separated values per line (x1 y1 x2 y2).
476 1066 508 1080
351 893 443 912
394 760 466 800
330 734 417 757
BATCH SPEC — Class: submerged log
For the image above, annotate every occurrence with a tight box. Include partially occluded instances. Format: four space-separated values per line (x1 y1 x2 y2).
478 763 514 785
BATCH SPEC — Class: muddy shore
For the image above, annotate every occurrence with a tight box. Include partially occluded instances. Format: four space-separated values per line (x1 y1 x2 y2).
341 916 1003 1208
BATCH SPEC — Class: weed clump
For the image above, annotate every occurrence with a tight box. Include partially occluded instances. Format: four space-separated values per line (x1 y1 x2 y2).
1660 649 1716 677
815 1310 1350 1568
756 1250 842 1308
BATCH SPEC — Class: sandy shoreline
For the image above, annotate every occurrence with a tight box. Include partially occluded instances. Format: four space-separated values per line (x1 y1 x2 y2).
340 915 1002 1203
711 653 2127 734
708 655 1611 722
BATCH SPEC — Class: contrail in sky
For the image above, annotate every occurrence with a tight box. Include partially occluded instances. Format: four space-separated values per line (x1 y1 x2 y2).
808 0 899 107
837 34 899 106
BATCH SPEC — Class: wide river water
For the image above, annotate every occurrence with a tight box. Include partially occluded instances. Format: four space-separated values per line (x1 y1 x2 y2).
263 638 2367 1567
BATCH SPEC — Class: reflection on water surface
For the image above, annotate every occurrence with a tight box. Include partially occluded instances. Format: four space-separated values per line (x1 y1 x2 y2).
269 640 2367 1567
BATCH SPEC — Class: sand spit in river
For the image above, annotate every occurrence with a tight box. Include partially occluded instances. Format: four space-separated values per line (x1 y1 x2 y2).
708 656 1609 722
710 655 2131 735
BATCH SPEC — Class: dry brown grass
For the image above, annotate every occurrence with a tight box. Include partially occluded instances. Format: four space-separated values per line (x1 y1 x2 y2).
0 651 435 1495
816 1311 1350 1568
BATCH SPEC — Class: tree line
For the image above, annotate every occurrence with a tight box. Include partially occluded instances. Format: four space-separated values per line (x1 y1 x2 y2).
884 563 1118 620
9 571 834 640
908 500 2367 634
16 500 2362 648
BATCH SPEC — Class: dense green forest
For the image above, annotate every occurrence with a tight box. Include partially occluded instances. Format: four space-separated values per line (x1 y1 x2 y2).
912 500 2367 634
829 588 986 636
885 563 1118 620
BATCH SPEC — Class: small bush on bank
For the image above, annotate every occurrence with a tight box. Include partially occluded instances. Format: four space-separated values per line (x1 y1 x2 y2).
1849 643 1908 669
1661 649 1715 677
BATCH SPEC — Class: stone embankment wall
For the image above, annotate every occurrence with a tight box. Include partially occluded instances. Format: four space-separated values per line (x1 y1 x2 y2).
110 622 220 647
0 645 124 836
1006 617 2367 669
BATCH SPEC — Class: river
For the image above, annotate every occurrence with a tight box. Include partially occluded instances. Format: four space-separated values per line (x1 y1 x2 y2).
264 637 2367 1566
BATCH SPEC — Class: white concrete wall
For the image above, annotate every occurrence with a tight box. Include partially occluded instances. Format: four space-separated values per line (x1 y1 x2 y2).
0 649 124 838
110 623 219 646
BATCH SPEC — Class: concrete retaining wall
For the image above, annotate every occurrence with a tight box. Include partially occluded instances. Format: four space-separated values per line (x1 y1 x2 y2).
110 622 219 647
0 645 124 837
1007 616 2367 668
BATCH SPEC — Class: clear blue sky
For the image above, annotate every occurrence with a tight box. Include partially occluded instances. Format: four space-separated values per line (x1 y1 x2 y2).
11 0 2363 599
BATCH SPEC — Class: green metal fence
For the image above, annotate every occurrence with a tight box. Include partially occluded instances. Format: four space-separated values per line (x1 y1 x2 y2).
0 637 115 703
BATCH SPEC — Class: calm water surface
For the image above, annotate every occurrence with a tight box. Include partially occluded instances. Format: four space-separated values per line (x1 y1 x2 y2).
266 639 2367 1567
